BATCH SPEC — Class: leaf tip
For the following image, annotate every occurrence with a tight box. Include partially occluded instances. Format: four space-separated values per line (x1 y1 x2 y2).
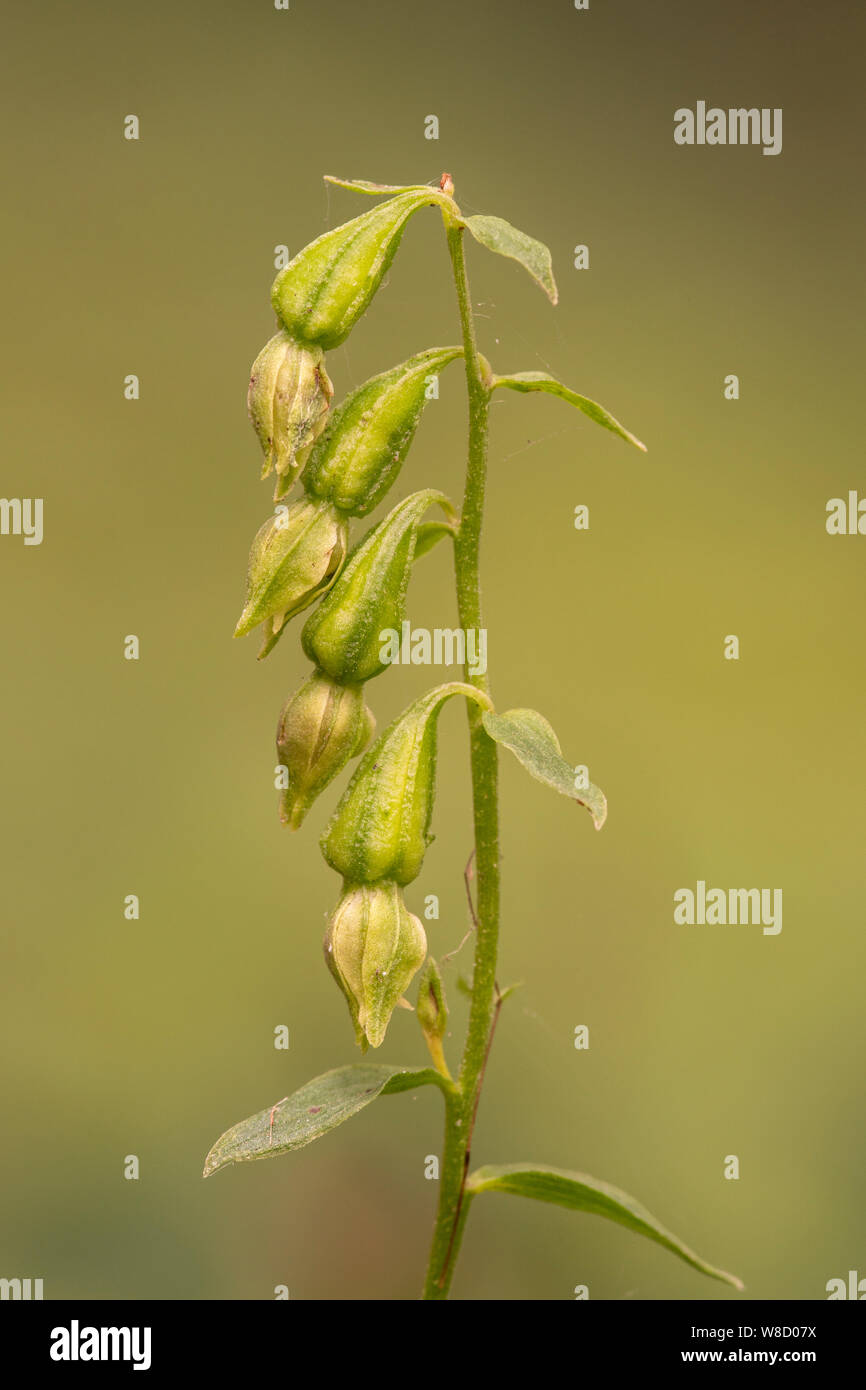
201 1148 223 1179
589 791 608 831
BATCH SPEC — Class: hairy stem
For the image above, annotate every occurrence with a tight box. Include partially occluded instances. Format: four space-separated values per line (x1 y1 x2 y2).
422 213 499 1299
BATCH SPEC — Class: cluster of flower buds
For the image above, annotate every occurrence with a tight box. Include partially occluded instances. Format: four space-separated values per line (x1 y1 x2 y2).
270 487 458 829
237 348 462 658
234 188 480 1048
269 482 450 807
321 684 491 1049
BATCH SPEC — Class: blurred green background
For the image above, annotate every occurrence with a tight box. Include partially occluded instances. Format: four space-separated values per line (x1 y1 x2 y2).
1 0 863 1300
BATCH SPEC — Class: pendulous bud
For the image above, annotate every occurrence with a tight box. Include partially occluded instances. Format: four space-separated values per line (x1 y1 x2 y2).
234 499 348 659
324 881 427 1050
301 348 463 516
302 489 455 685
321 683 492 886
276 670 375 830
271 191 446 350
247 332 334 500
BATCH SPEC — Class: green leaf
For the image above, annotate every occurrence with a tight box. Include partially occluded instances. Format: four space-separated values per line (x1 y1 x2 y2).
203 1064 441 1177
498 980 524 1003
481 708 607 830
494 369 644 450
414 518 458 559
325 175 449 200
461 215 558 304
465 1163 743 1290
492 371 647 452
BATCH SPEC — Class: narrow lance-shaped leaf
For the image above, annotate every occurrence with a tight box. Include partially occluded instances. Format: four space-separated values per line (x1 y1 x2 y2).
203 1063 442 1177
460 214 558 304
492 371 647 452
325 175 452 200
482 707 607 830
465 1163 743 1290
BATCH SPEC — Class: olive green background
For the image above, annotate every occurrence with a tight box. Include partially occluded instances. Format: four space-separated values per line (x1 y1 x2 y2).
1 0 863 1300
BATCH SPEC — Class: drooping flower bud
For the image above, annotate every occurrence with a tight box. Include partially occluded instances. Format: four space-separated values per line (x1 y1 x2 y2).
301 490 455 685
276 670 375 830
271 191 447 350
234 499 348 658
247 332 334 500
324 881 427 1049
321 683 493 886
301 348 463 516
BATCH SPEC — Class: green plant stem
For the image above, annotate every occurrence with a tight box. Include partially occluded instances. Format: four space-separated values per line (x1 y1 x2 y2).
421 215 500 1300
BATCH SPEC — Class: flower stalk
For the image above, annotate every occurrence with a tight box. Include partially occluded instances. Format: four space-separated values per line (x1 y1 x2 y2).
420 210 499 1298
203 172 742 1303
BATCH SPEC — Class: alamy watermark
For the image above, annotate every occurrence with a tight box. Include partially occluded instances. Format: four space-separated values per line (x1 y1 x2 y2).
674 880 783 936
0 1276 43 1299
826 1269 866 1299
0 497 42 545
50 1321 151 1371
826 491 866 534
674 103 782 156
379 622 487 676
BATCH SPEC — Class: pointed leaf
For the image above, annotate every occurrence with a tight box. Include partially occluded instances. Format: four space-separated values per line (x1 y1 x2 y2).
414 518 458 559
325 175 449 200
466 1163 743 1290
461 215 558 304
482 707 607 830
492 371 646 452
203 1063 441 1177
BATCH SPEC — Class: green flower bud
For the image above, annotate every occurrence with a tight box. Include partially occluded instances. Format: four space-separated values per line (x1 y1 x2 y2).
324 881 427 1049
234 499 348 658
301 348 463 517
272 191 447 350
277 670 375 830
321 683 493 886
247 332 334 500
301 489 455 684
416 957 447 1042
